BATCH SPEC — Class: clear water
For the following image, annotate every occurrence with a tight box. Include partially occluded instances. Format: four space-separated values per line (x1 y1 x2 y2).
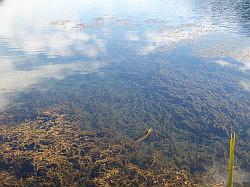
0 0 249 183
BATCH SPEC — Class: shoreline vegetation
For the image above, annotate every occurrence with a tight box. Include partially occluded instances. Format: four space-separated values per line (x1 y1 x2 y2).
227 133 236 187
0 105 225 186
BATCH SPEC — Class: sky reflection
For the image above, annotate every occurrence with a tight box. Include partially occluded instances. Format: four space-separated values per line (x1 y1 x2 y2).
0 0 249 106
0 0 249 182
0 57 105 108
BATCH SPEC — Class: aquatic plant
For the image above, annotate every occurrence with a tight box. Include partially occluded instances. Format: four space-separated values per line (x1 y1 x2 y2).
0 105 214 186
1 35 249 186
227 132 236 187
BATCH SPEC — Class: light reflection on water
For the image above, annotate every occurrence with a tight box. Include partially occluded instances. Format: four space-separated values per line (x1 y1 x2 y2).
0 0 249 183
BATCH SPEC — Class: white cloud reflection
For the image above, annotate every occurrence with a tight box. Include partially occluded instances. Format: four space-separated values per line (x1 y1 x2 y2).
240 81 250 92
139 24 216 55
232 48 250 71
214 60 233 67
126 32 140 41
0 0 108 109
0 58 105 108
195 44 250 71
0 26 107 108
5 31 105 58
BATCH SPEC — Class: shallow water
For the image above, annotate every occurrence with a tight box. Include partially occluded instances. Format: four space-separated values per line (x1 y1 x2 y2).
0 0 249 184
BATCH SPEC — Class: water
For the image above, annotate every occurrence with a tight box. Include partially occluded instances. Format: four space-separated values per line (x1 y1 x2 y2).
0 0 249 185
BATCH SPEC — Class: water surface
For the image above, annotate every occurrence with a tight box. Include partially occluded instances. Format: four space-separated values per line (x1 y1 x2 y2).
0 0 249 184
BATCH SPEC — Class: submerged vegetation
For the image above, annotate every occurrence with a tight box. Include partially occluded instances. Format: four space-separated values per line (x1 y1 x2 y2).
1 44 249 185
0 105 211 186
0 4 249 186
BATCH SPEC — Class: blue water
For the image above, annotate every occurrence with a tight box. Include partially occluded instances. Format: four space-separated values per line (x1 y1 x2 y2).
0 0 249 183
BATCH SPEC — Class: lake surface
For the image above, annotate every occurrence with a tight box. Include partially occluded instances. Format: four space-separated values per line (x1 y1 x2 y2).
0 0 249 185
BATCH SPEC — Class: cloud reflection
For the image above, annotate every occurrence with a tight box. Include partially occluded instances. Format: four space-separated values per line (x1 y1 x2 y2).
5 31 105 58
194 43 250 71
214 60 233 67
0 0 108 109
0 58 105 108
139 24 216 55
240 81 250 92
0 26 107 108
126 32 139 41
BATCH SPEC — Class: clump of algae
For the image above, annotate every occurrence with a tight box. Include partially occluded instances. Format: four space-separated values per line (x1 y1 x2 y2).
0 105 217 186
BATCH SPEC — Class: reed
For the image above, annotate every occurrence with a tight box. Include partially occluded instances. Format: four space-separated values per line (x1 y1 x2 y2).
227 132 236 187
